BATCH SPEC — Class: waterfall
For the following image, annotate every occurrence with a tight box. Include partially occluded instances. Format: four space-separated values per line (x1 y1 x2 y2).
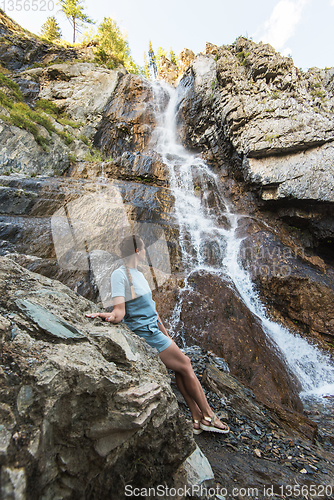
150 80 334 400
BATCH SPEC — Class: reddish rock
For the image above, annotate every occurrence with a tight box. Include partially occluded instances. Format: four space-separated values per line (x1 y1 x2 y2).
93 74 157 157
240 231 334 340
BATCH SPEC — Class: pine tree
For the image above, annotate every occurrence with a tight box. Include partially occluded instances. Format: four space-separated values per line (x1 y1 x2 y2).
143 52 150 79
156 47 167 72
58 0 94 44
148 41 157 78
40 16 62 42
170 48 178 67
94 17 140 74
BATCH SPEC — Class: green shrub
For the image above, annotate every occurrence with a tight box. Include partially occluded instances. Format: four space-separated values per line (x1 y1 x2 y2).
57 117 83 128
311 90 326 100
0 90 14 109
85 149 103 162
59 130 74 145
270 91 281 100
0 78 79 148
237 51 251 67
0 113 12 125
84 149 113 162
8 109 39 136
13 102 56 136
0 73 23 101
35 98 61 117
78 134 90 146
68 152 76 163
264 134 280 143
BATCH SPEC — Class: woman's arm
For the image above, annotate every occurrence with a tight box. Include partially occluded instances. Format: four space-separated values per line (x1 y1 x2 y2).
85 297 125 323
157 312 172 338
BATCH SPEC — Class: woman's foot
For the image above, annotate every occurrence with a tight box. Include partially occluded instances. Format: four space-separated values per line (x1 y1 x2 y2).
193 419 203 435
192 410 203 435
200 413 230 434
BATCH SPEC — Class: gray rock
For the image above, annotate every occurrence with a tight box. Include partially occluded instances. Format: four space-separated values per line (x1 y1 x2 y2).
242 142 334 202
0 256 195 498
183 444 214 491
0 427 12 457
16 299 86 339
35 63 124 126
0 121 70 176
0 467 26 500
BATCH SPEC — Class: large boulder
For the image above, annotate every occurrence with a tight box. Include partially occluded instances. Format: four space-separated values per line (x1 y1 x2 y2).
34 63 124 134
0 256 195 499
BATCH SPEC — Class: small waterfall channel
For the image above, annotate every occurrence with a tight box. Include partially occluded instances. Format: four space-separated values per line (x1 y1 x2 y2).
149 80 334 403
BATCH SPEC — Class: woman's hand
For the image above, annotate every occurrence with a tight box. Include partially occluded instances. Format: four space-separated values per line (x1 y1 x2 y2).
157 312 171 338
85 312 116 322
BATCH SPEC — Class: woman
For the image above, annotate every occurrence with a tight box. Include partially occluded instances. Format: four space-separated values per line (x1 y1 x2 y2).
86 235 229 435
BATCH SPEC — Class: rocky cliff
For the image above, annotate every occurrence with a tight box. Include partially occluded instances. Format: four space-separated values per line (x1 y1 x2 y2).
1 11 334 498
175 37 334 343
178 38 334 202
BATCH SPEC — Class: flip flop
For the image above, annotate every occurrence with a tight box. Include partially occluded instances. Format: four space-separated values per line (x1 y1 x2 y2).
193 419 203 435
200 413 230 434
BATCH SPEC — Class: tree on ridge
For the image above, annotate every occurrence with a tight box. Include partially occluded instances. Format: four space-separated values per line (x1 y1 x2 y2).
148 41 157 78
93 17 140 74
58 0 94 44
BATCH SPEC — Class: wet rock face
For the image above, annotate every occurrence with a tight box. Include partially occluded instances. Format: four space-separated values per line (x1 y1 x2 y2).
240 231 334 339
93 74 157 157
157 271 303 413
0 257 195 499
177 54 233 167
178 38 334 203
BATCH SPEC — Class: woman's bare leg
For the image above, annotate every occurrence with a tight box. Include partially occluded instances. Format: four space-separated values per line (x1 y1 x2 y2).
159 341 228 431
175 372 202 430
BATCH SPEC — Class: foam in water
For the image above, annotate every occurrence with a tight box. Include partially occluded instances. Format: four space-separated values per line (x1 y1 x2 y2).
150 79 334 400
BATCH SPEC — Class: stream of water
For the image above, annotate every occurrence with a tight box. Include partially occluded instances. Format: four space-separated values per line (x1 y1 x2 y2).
150 80 334 401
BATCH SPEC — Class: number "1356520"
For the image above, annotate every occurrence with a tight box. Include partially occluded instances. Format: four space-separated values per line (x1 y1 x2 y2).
1 0 54 11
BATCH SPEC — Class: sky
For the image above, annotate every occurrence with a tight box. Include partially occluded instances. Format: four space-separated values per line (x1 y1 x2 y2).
5 0 334 70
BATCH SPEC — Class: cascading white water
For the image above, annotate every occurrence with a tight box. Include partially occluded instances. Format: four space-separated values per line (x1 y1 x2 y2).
150 80 334 400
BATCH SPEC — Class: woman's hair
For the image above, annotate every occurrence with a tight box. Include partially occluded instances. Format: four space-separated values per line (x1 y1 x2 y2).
119 234 144 300
119 234 144 258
